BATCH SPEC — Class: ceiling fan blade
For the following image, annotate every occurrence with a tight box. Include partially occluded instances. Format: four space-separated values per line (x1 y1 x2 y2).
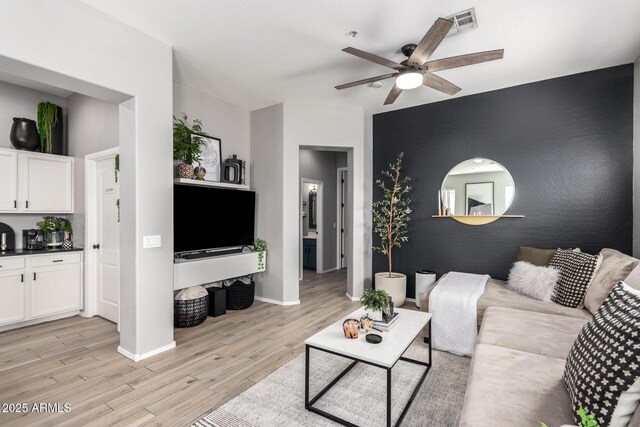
425 49 504 72
335 73 398 90
423 72 461 96
342 47 403 70
408 18 455 67
384 85 403 105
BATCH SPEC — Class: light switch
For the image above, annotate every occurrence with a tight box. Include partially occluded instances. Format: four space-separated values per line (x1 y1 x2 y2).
143 235 162 248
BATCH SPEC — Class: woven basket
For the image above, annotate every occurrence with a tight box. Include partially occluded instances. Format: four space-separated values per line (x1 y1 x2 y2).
226 281 255 310
174 295 208 328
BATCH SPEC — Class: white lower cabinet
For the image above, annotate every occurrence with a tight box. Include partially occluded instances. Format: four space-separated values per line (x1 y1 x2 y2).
0 271 25 325
31 264 81 318
0 252 82 329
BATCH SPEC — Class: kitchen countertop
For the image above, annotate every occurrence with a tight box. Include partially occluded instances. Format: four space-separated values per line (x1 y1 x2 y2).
0 247 84 258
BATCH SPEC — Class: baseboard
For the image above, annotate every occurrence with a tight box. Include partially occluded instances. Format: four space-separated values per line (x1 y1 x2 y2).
321 267 338 274
345 292 360 302
0 310 80 332
254 296 301 306
118 341 176 362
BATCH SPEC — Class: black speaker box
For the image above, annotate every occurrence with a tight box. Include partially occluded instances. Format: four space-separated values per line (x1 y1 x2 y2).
206 287 226 317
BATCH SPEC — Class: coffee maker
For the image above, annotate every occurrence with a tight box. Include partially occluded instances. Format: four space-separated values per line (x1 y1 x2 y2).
23 229 45 250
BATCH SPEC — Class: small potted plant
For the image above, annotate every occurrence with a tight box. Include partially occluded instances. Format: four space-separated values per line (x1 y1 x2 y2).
173 113 208 179
36 216 72 248
252 238 267 272
372 152 412 307
37 101 62 154
360 288 390 322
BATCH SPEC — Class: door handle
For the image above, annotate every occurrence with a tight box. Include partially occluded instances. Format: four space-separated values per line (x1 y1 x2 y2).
25 201 29 209
13 200 16 209
33 272 36 281
93 244 100 249
21 274 23 283
52 260 63 263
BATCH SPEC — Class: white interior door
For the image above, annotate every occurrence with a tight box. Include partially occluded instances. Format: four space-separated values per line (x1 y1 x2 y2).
95 157 119 324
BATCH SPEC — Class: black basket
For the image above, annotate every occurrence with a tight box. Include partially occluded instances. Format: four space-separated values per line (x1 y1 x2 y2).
174 295 208 328
226 280 255 310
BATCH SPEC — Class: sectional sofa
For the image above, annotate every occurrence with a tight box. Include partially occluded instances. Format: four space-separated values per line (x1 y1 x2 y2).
420 248 640 426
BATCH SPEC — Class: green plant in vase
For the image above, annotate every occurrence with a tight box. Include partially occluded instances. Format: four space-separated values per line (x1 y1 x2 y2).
360 288 390 321
173 113 208 179
252 238 267 272
36 216 72 248
37 101 59 154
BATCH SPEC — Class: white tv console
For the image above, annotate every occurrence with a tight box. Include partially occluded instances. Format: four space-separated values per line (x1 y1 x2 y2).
173 251 266 291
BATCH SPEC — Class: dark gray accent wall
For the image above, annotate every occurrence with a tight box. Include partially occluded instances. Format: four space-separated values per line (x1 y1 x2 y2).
373 65 634 299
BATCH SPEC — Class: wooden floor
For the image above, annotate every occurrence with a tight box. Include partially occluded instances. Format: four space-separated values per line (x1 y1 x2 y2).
0 269 359 427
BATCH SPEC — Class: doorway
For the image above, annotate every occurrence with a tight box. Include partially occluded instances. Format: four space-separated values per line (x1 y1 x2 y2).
337 167 348 270
85 147 120 325
300 178 323 278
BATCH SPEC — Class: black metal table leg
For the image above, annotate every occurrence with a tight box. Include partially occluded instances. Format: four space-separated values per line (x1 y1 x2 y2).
387 368 392 427
305 344 310 408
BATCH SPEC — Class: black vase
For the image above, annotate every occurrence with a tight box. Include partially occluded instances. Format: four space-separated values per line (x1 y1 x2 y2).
41 106 64 155
10 118 39 151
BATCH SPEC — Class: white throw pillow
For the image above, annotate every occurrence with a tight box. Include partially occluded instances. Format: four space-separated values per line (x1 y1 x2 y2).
507 261 560 302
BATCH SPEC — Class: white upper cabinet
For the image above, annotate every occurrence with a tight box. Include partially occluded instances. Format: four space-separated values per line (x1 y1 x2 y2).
0 150 18 212
0 148 74 213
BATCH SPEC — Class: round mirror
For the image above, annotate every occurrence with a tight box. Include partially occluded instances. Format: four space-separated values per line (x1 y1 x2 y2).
441 158 515 224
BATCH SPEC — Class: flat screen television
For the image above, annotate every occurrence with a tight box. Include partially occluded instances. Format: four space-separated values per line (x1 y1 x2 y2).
173 184 255 253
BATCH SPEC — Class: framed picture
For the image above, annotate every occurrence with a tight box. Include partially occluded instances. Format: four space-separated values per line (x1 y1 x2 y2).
195 135 221 182
465 182 494 215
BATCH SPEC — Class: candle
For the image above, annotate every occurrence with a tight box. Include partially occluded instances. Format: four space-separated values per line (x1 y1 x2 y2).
1 233 6 251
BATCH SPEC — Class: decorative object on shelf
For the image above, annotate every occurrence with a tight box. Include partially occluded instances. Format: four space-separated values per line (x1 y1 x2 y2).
252 238 267 272
199 135 222 182
383 297 395 322
36 216 72 248
372 152 411 306
365 333 382 344
221 154 245 184
173 113 209 179
10 117 40 151
114 154 120 222
37 102 63 154
360 288 390 322
342 318 360 339
359 314 373 333
194 162 207 180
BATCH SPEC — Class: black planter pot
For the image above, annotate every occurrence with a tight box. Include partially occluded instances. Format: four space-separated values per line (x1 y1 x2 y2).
10 118 39 151
41 106 64 155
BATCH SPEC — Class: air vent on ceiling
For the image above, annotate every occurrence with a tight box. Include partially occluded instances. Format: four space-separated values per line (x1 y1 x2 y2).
445 8 477 36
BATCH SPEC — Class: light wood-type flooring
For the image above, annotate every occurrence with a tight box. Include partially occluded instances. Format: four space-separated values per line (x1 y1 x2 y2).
0 269 360 426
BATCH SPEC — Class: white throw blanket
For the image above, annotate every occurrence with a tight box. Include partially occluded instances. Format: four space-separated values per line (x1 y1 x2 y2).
429 272 490 356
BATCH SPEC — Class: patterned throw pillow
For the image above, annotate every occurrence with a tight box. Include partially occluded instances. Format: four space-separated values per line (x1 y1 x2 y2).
549 249 601 308
563 282 640 426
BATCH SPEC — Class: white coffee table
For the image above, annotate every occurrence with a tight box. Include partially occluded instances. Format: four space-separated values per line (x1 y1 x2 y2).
304 307 432 427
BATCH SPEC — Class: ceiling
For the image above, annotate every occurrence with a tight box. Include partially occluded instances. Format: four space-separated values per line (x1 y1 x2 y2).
79 0 640 114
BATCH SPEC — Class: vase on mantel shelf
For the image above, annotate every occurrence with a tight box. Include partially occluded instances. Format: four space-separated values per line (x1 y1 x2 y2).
10 118 40 151
177 163 194 179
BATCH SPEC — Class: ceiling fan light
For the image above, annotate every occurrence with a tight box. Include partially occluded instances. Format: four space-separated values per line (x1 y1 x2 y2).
396 71 423 90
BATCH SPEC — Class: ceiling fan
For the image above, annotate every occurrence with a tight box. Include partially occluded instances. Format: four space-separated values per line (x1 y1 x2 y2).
335 18 504 105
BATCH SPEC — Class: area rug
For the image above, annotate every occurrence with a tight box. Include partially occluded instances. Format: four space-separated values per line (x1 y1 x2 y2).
193 341 470 427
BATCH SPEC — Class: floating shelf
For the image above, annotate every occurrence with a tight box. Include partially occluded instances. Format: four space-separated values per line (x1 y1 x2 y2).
432 214 525 226
174 178 250 190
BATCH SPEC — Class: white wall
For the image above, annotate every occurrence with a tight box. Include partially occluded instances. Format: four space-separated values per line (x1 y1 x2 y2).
634 57 640 256
250 104 284 302
173 82 250 184
0 0 174 359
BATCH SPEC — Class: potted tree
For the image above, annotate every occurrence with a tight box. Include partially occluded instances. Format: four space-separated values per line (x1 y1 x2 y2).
173 113 208 179
372 152 412 306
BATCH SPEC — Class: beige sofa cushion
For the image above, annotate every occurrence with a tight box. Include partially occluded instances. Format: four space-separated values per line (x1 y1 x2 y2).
459 344 575 426
515 246 557 266
583 248 638 314
478 279 592 324
478 306 588 359
624 264 640 291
